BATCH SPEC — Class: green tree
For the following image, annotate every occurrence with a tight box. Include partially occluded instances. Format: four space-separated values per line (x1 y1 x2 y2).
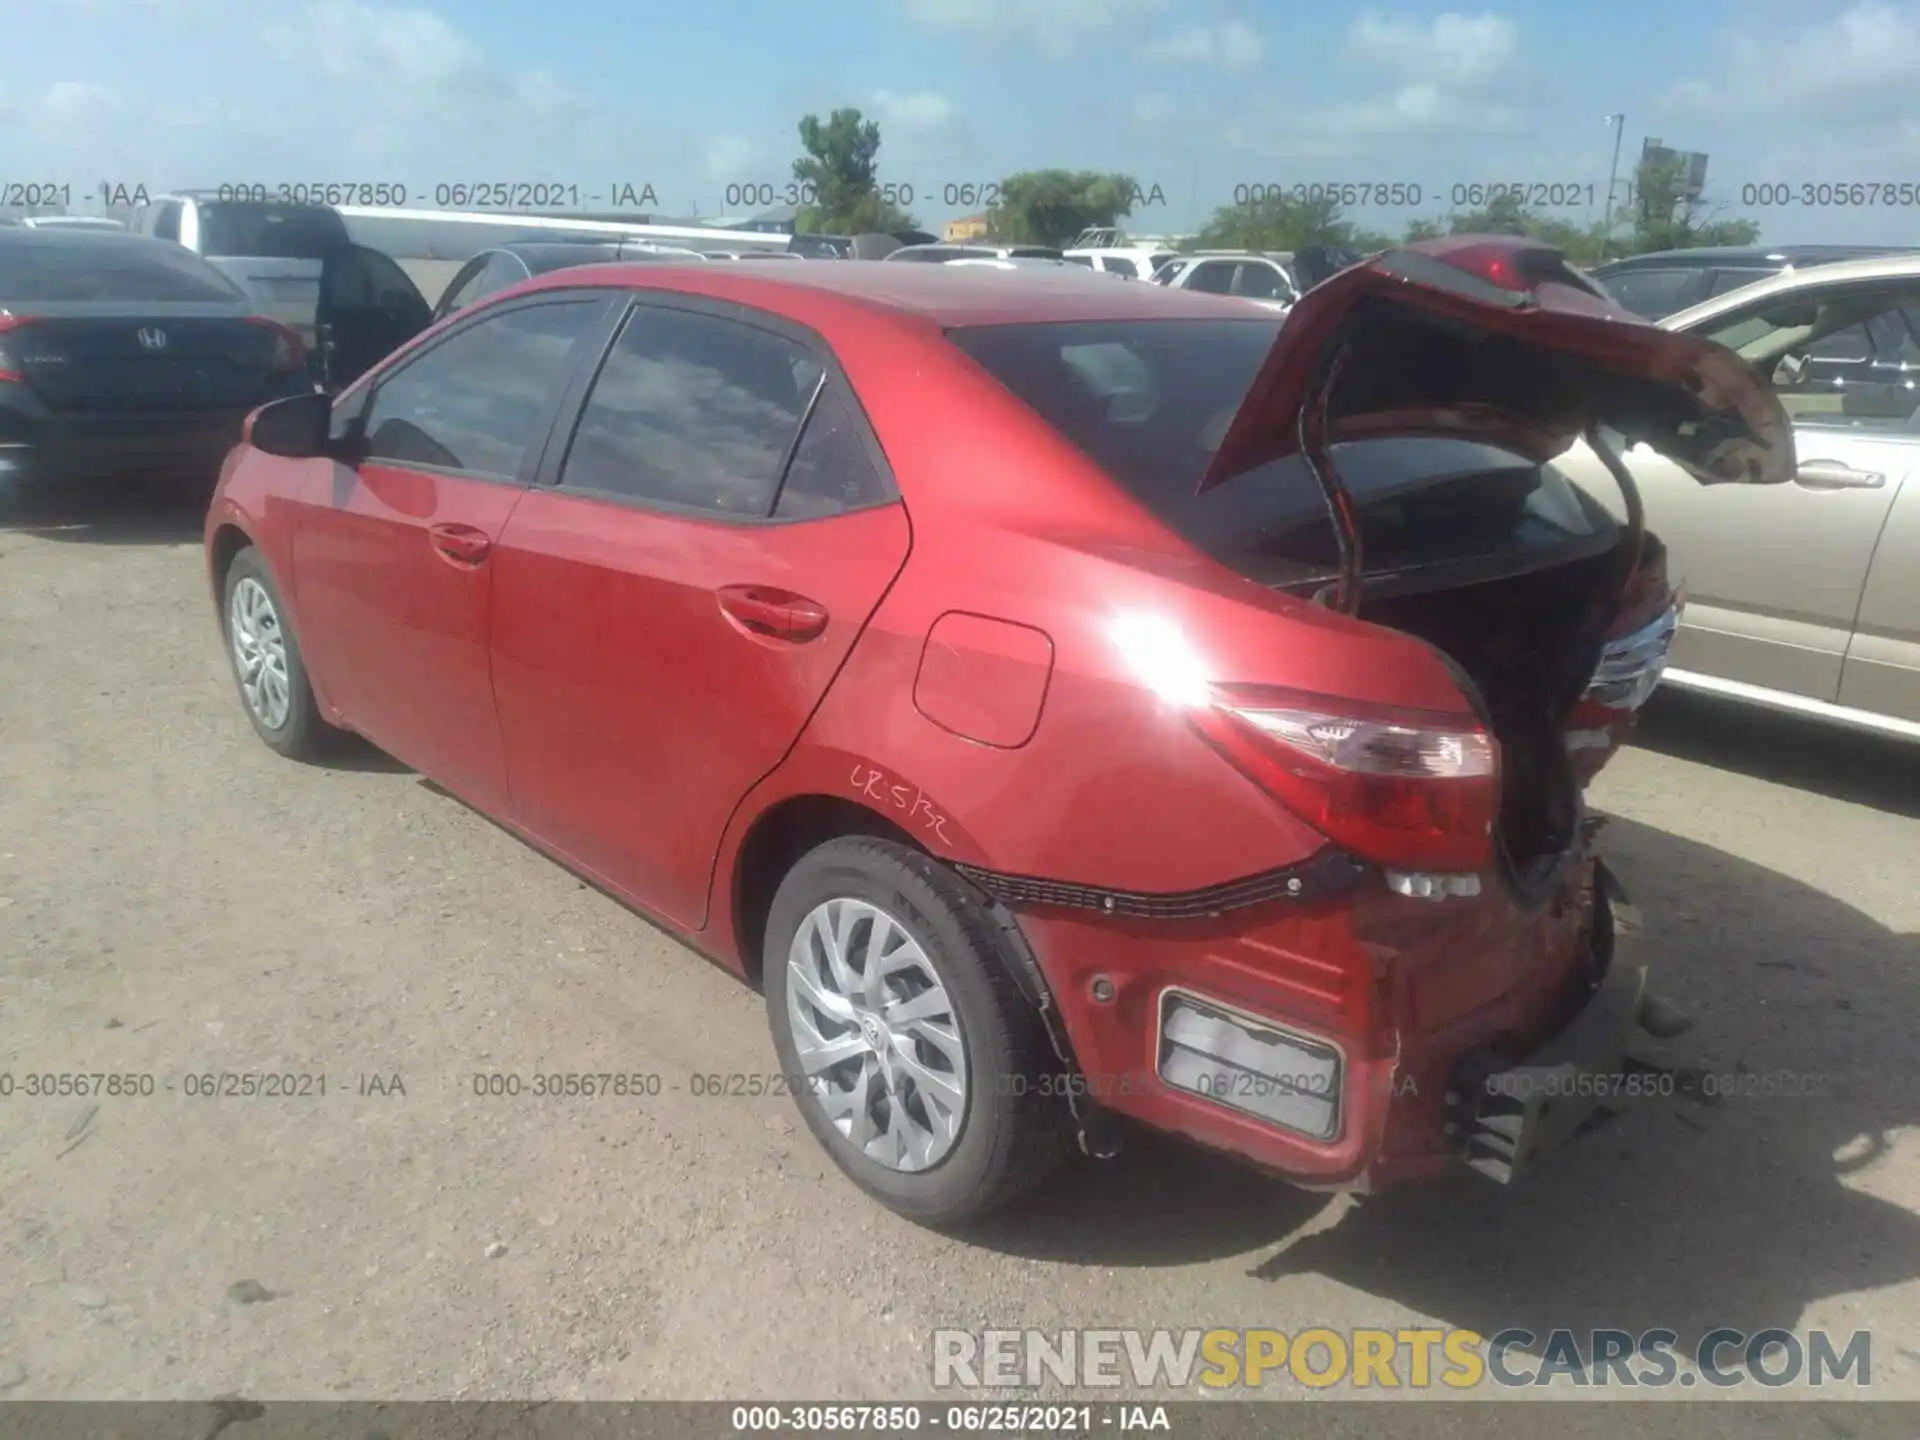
984 170 1143 246
1624 152 1760 254
791 108 916 234
1194 191 1361 251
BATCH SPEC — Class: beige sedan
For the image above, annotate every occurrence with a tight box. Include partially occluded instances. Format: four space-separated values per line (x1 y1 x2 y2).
1559 252 1920 739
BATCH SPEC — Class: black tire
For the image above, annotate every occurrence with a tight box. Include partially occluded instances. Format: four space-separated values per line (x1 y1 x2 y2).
764 836 1074 1225
220 546 337 760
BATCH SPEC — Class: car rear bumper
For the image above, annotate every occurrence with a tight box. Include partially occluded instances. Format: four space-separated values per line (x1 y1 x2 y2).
1010 853 1663 1191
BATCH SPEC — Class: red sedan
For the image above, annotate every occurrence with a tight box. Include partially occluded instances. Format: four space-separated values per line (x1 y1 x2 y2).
205 238 1791 1223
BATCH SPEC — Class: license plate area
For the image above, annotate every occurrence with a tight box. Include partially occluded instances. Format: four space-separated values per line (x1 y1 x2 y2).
1156 988 1344 1141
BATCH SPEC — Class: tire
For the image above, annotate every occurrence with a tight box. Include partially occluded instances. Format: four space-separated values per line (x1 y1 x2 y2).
764 836 1074 1225
220 546 336 760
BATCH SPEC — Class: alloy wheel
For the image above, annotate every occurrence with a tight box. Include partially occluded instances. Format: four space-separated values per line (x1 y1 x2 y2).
783 897 970 1172
228 576 292 731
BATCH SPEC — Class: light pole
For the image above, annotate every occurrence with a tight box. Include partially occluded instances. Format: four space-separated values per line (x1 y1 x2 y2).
1598 113 1626 262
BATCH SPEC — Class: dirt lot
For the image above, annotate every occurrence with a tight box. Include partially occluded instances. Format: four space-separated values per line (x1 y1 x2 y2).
2 486 1918 1407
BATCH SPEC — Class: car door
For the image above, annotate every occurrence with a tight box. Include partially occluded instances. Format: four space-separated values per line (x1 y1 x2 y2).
489 296 911 930
1557 279 1915 702
288 292 618 813
316 243 437 392
1841 475 1920 723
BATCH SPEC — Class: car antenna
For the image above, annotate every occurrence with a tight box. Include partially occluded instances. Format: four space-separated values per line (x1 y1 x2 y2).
1299 344 1364 613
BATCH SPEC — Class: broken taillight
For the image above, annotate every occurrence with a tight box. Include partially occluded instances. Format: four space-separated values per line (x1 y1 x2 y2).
1190 685 1500 873
0 314 35 383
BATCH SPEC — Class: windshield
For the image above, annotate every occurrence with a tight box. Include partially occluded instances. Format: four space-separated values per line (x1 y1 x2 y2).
0 239 246 303
196 202 351 258
948 319 1618 591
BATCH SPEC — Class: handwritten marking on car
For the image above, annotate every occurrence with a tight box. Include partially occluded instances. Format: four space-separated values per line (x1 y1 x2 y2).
850 764 953 845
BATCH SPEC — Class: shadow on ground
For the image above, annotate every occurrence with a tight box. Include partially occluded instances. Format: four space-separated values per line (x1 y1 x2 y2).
968 786 1920 1360
1633 687 1920 820
0 479 212 547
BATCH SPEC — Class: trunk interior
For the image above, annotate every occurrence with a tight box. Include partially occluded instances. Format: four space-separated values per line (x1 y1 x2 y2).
1359 546 1624 880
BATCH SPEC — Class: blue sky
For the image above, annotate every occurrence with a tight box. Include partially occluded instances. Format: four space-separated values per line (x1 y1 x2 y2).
9 0 1920 243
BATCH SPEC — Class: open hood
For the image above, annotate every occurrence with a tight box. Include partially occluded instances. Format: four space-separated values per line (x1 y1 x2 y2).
1198 236 1795 494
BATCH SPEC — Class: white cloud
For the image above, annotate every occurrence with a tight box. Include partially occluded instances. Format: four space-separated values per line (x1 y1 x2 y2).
902 0 1166 54
871 89 957 136
1138 21 1266 73
1225 10 1527 161
1663 3 1920 128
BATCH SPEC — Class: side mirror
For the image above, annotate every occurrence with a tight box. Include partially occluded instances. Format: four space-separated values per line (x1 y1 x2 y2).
244 391 333 459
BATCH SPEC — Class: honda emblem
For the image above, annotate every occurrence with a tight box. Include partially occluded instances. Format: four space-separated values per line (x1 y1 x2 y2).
136 327 168 351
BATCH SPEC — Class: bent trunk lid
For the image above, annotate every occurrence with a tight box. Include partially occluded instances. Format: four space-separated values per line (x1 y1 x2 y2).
1199 236 1795 494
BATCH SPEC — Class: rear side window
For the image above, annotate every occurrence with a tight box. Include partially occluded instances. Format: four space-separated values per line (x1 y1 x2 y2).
1234 262 1289 299
558 305 824 515
1062 255 1094 268
197 203 350 258
362 299 602 478
1104 257 1141 279
948 319 1616 591
0 239 244 303
773 382 894 519
1184 261 1237 294
1597 267 1703 318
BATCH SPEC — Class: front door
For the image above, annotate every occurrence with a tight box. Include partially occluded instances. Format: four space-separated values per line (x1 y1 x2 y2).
288 293 614 812
317 243 436 392
490 298 911 929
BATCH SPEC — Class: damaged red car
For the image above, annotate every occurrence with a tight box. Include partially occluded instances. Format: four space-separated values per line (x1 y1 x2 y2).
205 237 1792 1223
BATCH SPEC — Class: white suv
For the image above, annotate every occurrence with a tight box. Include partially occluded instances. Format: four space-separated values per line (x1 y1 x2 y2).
1153 252 1299 313
1061 246 1180 281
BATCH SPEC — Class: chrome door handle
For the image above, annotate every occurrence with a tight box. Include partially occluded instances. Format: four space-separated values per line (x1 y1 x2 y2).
1794 461 1886 490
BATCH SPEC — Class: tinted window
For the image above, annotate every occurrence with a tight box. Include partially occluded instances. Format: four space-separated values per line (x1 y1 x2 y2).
948 319 1615 589
362 300 600 477
1062 255 1095 268
773 382 894 518
1234 262 1288 299
197 203 350 258
152 203 182 242
1104 257 1140 279
1599 267 1702 318
559 305 823 514
0 239 245 303
1706 267 1771 298
1185 261 1237 294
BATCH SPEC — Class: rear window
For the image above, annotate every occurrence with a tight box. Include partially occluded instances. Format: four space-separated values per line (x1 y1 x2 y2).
0 239 246 303
198 202 350 258
947 319 1619 592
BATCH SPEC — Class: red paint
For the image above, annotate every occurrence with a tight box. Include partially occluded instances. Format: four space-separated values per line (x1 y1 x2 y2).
913 612 1055 748
208 248 1732 1192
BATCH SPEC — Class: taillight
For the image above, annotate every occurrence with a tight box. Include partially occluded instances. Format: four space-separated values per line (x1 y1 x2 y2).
0 313 34 383
243 316 307 373
1190 684 1500 872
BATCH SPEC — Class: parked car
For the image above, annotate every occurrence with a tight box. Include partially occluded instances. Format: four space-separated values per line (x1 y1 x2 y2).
204 239 1784 1222
432 241 705 322
1590 245 1920 320
1153 251 1299 313
1062 246 1180 280
15 215 130 232
0 229 313 494
885 242 1065 264
133 193 352 357
1556 250 1920 738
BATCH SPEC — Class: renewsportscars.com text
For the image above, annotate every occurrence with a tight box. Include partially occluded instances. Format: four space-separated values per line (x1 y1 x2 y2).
931 1326 1872 1390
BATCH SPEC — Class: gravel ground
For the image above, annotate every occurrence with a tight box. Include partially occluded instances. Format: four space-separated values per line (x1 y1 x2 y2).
2 486 1917 1411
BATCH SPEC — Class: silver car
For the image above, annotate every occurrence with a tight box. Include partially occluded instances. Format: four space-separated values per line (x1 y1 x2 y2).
1555 252 1920 739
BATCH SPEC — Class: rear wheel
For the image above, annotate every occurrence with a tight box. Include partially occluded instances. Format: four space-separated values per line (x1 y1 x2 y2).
764 836 1073 1225
221 546 336 760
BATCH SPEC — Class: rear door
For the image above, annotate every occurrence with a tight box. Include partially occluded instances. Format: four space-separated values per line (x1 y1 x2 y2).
316 244 435 391
1841 476 1920 724
288 292 617 812
489 295 911 929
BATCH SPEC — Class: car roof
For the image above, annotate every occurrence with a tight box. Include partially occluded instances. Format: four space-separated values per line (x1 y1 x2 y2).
513 256 1260 325
0 227 175 252
1596 244 1920 272
1661 251 1920 329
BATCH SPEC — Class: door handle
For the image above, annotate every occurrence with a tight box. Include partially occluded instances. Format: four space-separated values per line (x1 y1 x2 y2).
428 522 491 564
717 584 829 641
1794 461 1886 490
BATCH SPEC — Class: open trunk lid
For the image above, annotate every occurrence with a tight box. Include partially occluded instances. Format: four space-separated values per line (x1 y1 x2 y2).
1199 236 1796 495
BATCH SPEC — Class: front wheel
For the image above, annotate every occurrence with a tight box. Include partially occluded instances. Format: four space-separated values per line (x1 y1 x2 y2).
221 546 337 760
764 836 1073 1225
